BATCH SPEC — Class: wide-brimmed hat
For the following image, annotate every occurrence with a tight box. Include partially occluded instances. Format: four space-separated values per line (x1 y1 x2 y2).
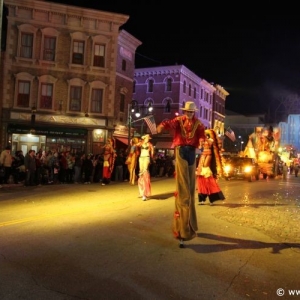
141 134 152 140
180 101 198 111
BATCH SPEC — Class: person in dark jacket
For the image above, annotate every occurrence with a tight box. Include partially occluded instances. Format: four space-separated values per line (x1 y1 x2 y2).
82 154 93 184
24 150 36 186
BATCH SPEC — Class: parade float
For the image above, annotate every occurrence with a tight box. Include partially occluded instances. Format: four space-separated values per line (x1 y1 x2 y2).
243 126 281 178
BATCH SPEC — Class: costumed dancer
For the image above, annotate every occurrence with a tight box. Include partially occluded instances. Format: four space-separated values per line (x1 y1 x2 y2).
196 129 225 205
101 138 116 185
126 137 140 185
137 134 154 201
156 101 206 248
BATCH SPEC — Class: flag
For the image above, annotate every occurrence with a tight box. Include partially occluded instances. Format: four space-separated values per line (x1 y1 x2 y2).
144 115 157 135
225 127 236 142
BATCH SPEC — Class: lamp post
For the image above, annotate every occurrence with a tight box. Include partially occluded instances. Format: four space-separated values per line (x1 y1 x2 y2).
127 100 139 147
129 102 154 137
241 140 244 151
127 101 154 147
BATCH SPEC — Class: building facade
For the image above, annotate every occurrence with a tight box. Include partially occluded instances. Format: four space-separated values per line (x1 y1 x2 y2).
0 0 140 154
132 65 227 150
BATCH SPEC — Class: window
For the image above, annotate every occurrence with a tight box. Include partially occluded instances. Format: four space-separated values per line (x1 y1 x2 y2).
120 94 125 113
43 36 56 61
17 81 30 107
90 89 103 113
91 35 109 69
166 78 172 91
148 79 154 92
133 81 136 93
70 86 82 111
72 41 84 64
189 84 192 96
20 33 33 58
40 83 53 109
164 100 171 113
93 44 105 67
122 59 126 71
194 87 197 98
183 81 186 93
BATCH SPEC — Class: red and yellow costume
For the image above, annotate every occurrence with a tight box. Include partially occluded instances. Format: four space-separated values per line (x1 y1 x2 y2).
158 114 205 242
102 138 116 185
196 129 225 204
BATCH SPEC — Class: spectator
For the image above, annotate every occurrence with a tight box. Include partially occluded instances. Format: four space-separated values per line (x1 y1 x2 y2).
93 154 103 183
58 152 68 184
0 145 13 184
114 150 125 182
74 152 85 184
66 152 75 183
82 154 93 184
24 150 36 186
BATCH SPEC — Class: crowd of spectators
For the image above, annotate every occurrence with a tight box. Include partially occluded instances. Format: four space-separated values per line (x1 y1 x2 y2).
0 146 175 187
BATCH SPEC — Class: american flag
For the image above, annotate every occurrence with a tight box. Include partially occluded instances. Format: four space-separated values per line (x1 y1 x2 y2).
144 115 157 135
225 126 236 142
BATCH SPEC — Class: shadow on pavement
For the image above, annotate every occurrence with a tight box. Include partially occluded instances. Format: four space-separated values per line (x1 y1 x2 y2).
186 233 300 254
150 192 174 200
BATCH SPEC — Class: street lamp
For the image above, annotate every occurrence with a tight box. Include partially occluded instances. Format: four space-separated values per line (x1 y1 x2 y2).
241 140 244 151
127 101 154 145
127 100 139 147
131 102 154 136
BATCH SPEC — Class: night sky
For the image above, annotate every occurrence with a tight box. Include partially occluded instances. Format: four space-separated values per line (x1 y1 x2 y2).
44 1 300 119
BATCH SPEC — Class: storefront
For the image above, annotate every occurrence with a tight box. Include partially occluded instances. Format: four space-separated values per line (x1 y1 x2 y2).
7 124 89 154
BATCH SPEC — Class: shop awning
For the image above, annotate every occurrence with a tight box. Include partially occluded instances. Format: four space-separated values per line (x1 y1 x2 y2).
115 137 129 145
155 141 174 149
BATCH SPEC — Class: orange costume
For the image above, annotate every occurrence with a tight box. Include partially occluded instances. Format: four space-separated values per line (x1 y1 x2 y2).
126 137 140 185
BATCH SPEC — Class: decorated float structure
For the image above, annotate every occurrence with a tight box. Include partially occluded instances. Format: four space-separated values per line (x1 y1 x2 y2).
243 126 281 178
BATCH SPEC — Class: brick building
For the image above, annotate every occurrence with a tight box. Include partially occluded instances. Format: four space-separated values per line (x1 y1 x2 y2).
0 0 141 154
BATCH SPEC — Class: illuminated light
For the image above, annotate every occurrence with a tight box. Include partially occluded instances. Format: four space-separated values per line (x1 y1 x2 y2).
244 166 252 173
224 165 231 172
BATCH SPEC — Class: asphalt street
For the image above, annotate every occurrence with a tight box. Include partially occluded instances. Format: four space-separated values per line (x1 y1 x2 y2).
0 175 299 300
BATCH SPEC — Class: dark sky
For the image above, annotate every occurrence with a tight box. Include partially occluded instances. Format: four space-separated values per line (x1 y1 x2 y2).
45 1 300 118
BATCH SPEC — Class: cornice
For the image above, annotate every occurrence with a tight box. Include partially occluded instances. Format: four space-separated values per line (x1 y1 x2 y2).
214 84 229 96
134 65 202 83
4 0 129 30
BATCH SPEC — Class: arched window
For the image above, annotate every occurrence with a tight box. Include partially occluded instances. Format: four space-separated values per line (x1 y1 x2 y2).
148 79 154 92
166 78 172 91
